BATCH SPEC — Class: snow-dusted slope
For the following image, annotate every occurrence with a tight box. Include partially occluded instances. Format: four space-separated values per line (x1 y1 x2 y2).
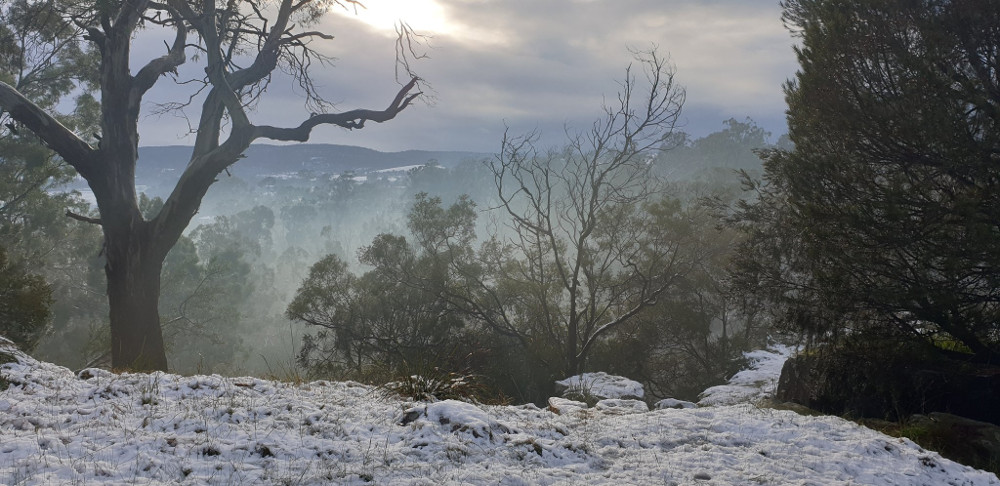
1 340 997 485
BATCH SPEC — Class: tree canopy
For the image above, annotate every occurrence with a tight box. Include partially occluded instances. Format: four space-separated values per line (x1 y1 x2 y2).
735 0 1000 360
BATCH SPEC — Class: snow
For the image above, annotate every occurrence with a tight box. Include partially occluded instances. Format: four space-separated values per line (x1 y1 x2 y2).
547 397 588 415
402 399 512 440
373 165 424 173
555 371 645 399
1 339 998 485
593 398 649 414
655 398 698 410
699 344 796 407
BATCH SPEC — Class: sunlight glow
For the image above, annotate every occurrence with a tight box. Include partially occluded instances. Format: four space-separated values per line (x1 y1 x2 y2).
333 0 452 35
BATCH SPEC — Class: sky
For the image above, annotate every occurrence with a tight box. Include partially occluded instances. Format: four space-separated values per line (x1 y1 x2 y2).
136 0 799 153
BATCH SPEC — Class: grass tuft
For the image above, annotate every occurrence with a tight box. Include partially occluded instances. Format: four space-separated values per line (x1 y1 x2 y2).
0 350 15 391
857 415 1000 477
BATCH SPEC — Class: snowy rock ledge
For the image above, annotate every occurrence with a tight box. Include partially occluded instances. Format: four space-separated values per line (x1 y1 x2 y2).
594 398 648 414
699 344 796 407
554 372 644 401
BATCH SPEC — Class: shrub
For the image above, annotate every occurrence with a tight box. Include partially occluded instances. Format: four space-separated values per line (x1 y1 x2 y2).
0 246 53 351
384 369 500 404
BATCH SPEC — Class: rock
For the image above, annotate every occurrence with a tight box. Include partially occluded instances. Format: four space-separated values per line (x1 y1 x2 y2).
769 401 825 417
554 372 644 402
77 368 113 380
398 400 512 439
594 398 649 414
399 408 423 426
776 346 1000 425
655 398 697 410
905 413 1000 471
547 397 588 415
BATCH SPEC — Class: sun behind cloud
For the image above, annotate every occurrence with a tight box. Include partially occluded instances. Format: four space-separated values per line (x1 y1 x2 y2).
332 0 452 35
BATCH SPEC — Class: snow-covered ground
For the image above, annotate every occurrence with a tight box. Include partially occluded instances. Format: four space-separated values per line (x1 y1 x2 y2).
1 338 997 485
372 165 425 174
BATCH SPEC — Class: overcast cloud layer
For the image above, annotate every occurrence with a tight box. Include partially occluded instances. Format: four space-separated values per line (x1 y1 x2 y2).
135 0 798 152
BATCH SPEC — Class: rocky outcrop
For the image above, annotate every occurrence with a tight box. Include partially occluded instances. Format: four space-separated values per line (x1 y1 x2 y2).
776 348 1000 425
398 400 512 440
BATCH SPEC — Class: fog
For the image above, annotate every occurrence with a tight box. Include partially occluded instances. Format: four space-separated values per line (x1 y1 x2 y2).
27 117 779 404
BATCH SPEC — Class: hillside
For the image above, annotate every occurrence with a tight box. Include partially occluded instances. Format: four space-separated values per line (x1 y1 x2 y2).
136 144 489 186
60 144 491 203
1 338 996 485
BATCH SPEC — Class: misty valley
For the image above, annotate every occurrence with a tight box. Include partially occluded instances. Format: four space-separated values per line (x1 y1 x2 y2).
35 119 777 405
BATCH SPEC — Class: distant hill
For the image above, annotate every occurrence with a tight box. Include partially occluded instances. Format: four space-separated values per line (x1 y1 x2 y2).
135 144 490 183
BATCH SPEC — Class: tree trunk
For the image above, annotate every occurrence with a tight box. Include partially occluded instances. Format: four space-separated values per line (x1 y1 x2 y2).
105 230 168 371
567 320 580 376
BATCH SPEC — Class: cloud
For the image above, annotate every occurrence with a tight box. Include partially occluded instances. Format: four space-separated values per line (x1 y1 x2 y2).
133 0 798 152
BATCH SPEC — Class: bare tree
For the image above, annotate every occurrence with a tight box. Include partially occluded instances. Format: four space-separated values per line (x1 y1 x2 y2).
486 49 688 375
0 0 421 371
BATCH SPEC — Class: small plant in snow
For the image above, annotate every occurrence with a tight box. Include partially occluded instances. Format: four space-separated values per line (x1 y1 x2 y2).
384 370 488 402
139 375 161 406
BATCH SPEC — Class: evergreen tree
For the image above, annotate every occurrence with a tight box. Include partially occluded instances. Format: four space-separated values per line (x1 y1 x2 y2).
740 0 1000 360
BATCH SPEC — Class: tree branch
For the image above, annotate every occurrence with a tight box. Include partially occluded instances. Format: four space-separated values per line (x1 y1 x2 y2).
66 210 102 225
252 77 421 142
131 3 187 99
0 81 96 177
282 30 334 43
114 0 151 33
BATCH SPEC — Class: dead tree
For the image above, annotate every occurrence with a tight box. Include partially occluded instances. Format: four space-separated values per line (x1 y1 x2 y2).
488 49 687 375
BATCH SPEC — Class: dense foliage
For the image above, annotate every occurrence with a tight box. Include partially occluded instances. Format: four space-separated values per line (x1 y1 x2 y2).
0 0 102 354
732 0 1000 361
0 245 52 350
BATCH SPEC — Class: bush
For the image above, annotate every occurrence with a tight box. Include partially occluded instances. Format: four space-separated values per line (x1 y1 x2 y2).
0 350 14 391
0 245 53 351
384 369 502 404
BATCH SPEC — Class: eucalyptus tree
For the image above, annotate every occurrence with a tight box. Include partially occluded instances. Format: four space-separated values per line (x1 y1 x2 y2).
0 0 421 370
